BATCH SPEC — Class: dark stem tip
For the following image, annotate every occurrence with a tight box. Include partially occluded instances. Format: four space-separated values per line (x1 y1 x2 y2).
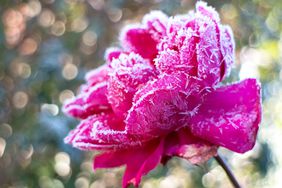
214 154 242 188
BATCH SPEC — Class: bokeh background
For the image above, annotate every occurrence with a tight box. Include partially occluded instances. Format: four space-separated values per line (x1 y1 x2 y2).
0 0 281 187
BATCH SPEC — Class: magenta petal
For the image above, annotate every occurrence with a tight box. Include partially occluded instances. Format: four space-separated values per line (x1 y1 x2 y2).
107 53 157 118
63 64 111 119
94 150 129 169
85 64 109 86
179 32 199 75
155 45 197 75
196 1 220 23
122 139 164 188
84 82 110 111
158 26 199 75
104 47 123 62
196 2 235 83
190 79 261 153
66 113 141 150
120 25 158 60
196 17 222 86
126 73 205 140
63 81 111 119
156 17 199 76
219 25 235 79
94 139 164 188
164 127 217 164
64 120 88 144
158 1 233 85
142 11 168 40
63 96 88 119
155 49 180 73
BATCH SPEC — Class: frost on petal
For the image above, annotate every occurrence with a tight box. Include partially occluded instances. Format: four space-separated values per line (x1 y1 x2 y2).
126 73 206 140
179 30 199 75
158 2 234 85
159 12 194 53
142 11 168 41
84 82 111 111
94 139 164 188
64 119 88 144
164 127 217 164
195 2 236 84
219 25 235 79
120 25 158 61
63 82 111 119
155 49 181 73
120 11 168 61
156 31 198 75
195 2 236 83
107 53 157 118
190 79 261 153
85 64 109 86
65 113 141 150
196 15 222 86
196 1 220 23
63 64 111 119
104 47 123 63
63 96 87 119
163 13 194 49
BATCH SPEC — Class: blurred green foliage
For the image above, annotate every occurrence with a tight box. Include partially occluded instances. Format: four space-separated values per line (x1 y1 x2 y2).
0 0 281 188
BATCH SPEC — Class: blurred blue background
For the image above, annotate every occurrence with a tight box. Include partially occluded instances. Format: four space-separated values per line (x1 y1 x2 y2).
0 0 281 187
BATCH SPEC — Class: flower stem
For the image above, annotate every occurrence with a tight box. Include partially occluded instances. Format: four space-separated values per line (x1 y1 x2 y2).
214 154 241 188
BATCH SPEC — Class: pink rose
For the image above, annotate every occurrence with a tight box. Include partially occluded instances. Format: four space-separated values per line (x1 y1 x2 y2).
63 2 261 187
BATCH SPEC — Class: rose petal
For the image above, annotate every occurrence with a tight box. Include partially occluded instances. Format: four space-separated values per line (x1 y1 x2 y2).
156 30 199 76
63 81 111 119
63 96 88 119
196 15 222 86
65 113 143 150
164 127 217 164
162 13 194 51
219 25 235 79
84 82 110 111
93 139 164 188
120 25 158 60
63 64 111 119
107 53 157 118
104 47 123 63
85 64 109 86
179 30 199 75
155 49 180 73
142 10 168 41
196 1 220 23
190 79 261 153
64 119 88 144
196 2 236 83
158 2 230 85
126 73 205 140
122 139 164 188
94 150 128 169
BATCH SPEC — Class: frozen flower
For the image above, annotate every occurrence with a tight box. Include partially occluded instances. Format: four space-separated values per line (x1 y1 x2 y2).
63 2 261 187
